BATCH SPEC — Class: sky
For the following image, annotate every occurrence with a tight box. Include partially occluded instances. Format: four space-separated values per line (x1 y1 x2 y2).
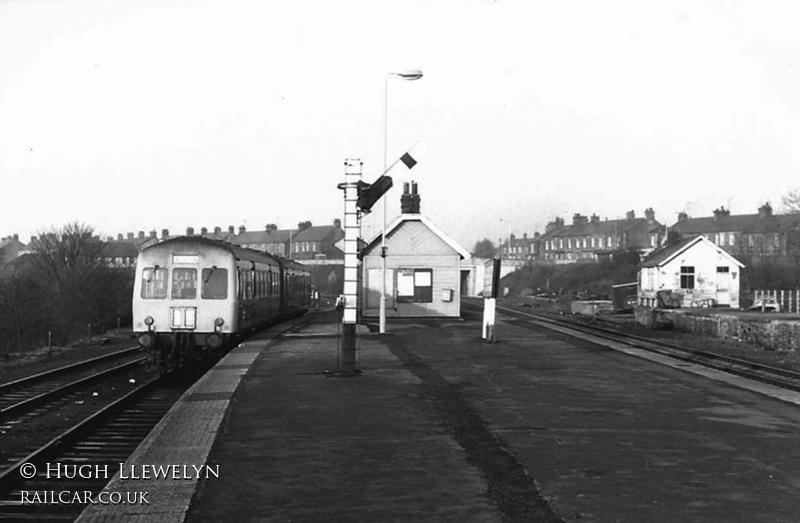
2 0 799 250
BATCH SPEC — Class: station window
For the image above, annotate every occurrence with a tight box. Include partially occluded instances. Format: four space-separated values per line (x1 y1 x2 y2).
172 268 198 299
396 268 433 303
141 267 168 299
680 266 695 290
201 267 228 299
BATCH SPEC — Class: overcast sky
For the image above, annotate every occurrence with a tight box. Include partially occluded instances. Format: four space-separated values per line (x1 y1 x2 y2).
2 1 799 249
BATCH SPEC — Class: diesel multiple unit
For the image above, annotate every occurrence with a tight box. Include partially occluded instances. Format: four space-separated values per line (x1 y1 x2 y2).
132 236 310 372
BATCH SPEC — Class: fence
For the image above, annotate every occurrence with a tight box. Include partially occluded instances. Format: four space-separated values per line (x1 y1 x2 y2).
753 289 800 313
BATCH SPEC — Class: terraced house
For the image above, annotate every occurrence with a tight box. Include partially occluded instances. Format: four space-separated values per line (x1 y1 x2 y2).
669 203 800 262
536 209 664 264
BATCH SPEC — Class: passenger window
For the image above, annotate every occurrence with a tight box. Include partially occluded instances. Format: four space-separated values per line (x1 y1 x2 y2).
141 267 168 299
202 267 228 299
172 268 198 299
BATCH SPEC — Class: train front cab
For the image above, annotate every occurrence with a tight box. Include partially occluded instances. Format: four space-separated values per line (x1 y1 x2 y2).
133 244 237 370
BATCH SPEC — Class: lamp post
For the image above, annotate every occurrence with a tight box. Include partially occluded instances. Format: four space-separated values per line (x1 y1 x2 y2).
380 69 423 334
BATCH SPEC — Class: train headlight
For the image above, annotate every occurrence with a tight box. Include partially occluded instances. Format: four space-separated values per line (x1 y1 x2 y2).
137 332 157 350
214 317 224 332
144 316 154 327
206 333 224 350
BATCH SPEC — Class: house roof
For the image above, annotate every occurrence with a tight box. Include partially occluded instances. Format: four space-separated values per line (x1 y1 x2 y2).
0 237 26 252
292 225 344 243
360 214 471 260
640 235 745 268
232 229 293 245
670 212 800 235
102 240 139 258
557 218 662 238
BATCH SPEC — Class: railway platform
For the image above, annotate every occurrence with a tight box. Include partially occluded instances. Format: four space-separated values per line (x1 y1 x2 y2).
78 308 800 522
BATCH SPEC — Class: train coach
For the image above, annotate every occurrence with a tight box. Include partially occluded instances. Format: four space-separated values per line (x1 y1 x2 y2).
132 236 311 372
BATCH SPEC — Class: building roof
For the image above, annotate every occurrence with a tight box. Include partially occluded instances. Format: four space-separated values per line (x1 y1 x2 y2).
670 210 800 235
640 235 744 268
102 240 139 259
292 225 343 243
556 217 661 238
232 229 293 245
0 236 26 251
360 214 471 260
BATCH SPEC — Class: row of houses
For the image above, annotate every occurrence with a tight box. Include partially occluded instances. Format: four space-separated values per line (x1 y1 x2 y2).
94 221 345 269
500 203 800 265
0 221 346 272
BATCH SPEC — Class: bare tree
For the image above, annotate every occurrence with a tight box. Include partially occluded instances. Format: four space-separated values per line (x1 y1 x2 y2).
782 188 800 214
0 267 45 351
28 222 107 341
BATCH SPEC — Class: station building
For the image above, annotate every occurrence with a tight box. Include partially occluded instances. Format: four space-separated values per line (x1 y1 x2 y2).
359 182 470 318
638 235 745 309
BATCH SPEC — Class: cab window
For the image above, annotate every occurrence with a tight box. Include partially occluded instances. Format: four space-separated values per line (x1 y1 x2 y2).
141 267 168 299
202 267 228 299
172 268 197 299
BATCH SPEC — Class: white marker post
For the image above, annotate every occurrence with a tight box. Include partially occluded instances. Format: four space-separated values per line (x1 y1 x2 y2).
483 258 501 342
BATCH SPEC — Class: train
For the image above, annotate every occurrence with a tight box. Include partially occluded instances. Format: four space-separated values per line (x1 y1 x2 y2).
132 236 311 372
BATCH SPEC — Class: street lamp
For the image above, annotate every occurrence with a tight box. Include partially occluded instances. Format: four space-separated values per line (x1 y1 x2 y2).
380 69 423 334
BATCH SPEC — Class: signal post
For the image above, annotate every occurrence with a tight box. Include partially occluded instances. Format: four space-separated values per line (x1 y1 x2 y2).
338 159 363 373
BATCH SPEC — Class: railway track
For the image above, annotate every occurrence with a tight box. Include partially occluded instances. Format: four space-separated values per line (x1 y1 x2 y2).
0 347 144 413
0 374 191 521
463 299 800 393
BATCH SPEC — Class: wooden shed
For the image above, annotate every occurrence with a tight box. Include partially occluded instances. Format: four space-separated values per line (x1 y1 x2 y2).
638 235 745 308
359 183 470 318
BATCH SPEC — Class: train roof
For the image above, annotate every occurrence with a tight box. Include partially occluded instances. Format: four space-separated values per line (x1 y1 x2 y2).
142 236 304 269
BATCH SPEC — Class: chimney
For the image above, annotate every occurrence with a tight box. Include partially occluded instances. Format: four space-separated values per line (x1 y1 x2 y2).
214 226 222 234
138 231 145 239
265 224 277 233
117 233 123 241
523 233 528 240
401 181 421 214
201 227 208 236
590 214 600 224
712 207 731 221
30 235 37 242
626 210 635 220
127 232 134 240
150 230 157 238
644 208 655 222
333 218 342 229
758 203 773 219
187 227 194 236
239 225 246 234
162 229 169 239
572 213 583 226
678 211 688 222
13 233 18 241
228 225 235 234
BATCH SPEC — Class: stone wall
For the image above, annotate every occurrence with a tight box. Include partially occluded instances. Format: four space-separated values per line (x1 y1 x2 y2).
634 306 800 351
